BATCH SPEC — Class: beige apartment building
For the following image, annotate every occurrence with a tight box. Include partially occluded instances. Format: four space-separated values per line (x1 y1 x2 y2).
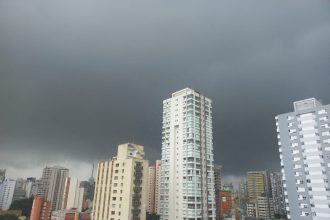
147 160 161 215
92 143 148 220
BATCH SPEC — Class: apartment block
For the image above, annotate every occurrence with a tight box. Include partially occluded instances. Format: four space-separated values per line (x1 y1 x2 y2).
276 98 330 220
37 166 69 211
30 196 52 220
92 143 148 220
0 179 16 210
160 88 216 220
62 177 84 211
147 160 161 215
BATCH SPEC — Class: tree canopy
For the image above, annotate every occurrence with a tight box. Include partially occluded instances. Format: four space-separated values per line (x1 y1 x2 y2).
9 197 33 216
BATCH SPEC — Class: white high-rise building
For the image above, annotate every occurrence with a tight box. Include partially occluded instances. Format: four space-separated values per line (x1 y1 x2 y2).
276 98 330 220
0 179 16 210
61 177 84 211
160 88 216 220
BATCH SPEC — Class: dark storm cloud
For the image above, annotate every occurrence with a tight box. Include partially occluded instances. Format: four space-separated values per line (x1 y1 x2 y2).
0 0 329 178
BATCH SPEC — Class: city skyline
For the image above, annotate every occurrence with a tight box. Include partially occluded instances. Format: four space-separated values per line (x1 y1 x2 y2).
1 0 330 182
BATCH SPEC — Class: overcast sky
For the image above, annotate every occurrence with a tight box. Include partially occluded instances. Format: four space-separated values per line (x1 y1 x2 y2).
0 0 329 182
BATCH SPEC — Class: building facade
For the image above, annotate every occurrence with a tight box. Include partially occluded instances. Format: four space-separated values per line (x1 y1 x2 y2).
160 88 216 220
13 178 27 201
62 177 84 211
37 166 69 211
270 172 286 217
214 165 222 220
51 209 91 220
256 194 275 219
246 171 273 218
220 190 232 218
276 98 330 220
92 143 148 220
147 165 156 214
0 169 5 183
246 171 270 203
147 160 161 215
30 196 52 220
0 179 16 210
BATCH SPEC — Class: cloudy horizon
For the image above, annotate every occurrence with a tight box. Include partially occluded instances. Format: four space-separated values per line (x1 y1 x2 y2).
1 0 329 183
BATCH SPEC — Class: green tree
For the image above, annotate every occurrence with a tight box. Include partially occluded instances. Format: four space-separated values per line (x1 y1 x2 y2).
9 197 34 216
0 214 19 220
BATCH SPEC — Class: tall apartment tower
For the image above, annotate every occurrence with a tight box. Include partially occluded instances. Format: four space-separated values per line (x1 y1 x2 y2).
37 166 69 211
247 171 269 203
270 172 286 217
147 160 161 215
0 179 16 210
276 98 330 220
246 171 274 218
214 165 222 220
160 88 216 220
61 177 84 211
92 143 148 220
147 165 156 214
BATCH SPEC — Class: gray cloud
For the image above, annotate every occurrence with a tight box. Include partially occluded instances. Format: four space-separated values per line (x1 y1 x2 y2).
0 0 329 179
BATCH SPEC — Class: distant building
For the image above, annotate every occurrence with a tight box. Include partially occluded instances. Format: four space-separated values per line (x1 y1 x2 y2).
79 176 95 210
51 209 91 220
247 171 271 203
79 164 95 210
256 194 275 219
37 166 69 211
13 178 27 201
154 160 161 215
25 177 38 198
214 165 222 220
220 190 232 218
270 172 286 217
0 170 5 183
160 88 216 220
147 164 156 214
0 210 22 216
30 196 51 220
238 178 248 216
276 98 330 219
0 179 16 210
61 177 84 211
247 202 257 218
92 143 148 220
246 171 273 218
147 160 161 215
222 182 234 191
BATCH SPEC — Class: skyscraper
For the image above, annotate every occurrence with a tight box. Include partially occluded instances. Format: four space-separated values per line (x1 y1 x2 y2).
160 88 216 220
246 171 270 203
92 143 148 220
61 177 84 211
13 178 27 201
37 166 69 211
0 179 16 210
276 98 330 220
246 171 273 218
214 164 222 220
147 165 156 215
270 172 286 217
147 160 161 215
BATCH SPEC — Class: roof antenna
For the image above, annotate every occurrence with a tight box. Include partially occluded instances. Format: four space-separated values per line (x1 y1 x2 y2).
90 162 94 180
